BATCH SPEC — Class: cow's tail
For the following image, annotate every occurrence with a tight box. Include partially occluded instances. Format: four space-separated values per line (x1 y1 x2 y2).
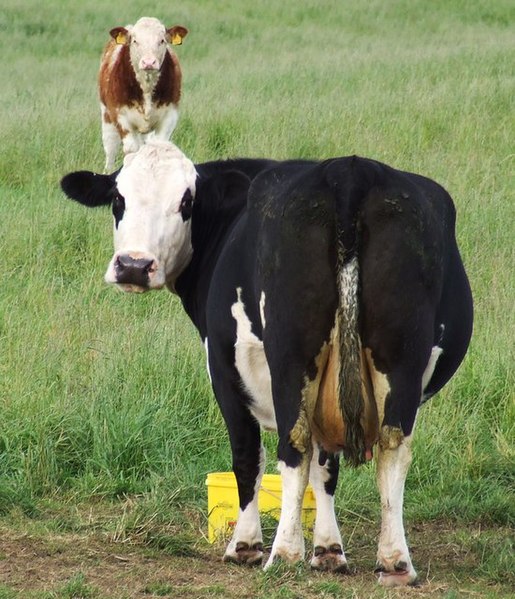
324 156 373 466
336 249 366 467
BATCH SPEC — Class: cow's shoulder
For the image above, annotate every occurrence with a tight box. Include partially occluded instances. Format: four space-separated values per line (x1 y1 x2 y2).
195 158 278 182
247 160 322 219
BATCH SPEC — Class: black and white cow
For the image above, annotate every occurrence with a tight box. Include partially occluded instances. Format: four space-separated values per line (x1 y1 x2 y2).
61 140 473 586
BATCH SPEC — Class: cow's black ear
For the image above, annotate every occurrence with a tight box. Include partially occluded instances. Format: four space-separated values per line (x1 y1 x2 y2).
195 170 251 218
218 170 251 210
60 170 117 207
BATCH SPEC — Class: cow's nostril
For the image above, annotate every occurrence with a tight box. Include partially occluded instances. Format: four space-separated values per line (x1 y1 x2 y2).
115 255 125 271
142 259 155 273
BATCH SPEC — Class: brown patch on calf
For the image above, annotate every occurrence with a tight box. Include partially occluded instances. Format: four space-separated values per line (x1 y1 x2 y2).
152 51 182 107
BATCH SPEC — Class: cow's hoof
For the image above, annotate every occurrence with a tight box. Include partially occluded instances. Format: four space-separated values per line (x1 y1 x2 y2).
264 550 303 570
223 541 263 566
375 560 418 587
310 544 349 573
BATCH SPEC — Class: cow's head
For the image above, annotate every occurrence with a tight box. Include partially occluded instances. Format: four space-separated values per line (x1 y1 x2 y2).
110 16 188 72
61 141 197 292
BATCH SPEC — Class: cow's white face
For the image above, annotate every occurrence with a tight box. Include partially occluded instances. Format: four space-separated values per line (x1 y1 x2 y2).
104 141 197 292
128 17 170 72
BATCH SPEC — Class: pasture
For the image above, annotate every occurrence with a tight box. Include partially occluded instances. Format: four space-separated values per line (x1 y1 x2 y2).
0 0 513 597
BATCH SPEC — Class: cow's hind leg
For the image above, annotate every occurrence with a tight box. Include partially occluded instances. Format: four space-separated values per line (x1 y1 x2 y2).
375 436 417 586
309 444 348 573
370 364 420 586
265 449 311 569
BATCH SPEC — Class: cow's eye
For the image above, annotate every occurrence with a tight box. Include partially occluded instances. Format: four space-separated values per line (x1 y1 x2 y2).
180 188 193 221
112 194 126 228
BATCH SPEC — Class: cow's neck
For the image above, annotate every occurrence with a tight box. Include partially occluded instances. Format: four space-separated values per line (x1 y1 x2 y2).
175 194 244 339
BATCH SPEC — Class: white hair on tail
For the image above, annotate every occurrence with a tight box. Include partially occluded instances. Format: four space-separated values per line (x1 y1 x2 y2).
336 254 366 466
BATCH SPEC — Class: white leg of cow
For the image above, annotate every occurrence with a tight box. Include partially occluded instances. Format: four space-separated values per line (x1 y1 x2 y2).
376 434 418 587
223 444 265 565
101 107 121 173
309 444 348 573
265 453 311 569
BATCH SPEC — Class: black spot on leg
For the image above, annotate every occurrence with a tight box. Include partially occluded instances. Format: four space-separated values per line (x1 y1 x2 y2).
324 453 340 496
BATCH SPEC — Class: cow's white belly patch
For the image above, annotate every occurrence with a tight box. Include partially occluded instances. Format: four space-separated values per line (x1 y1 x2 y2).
231 288 276 431
422 345 443 392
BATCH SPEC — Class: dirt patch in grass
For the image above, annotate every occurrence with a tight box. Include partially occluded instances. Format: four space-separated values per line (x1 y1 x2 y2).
0 517 512 598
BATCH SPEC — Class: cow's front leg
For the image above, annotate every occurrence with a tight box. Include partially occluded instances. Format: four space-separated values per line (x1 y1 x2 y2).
223 441 265 566
309 444 349 573
219 403 264 566
375 435 418 587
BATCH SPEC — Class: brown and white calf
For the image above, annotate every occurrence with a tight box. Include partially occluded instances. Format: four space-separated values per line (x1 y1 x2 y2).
99 16 188 171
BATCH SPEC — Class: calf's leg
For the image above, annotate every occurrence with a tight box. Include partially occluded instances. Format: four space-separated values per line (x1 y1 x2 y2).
100 106 121 173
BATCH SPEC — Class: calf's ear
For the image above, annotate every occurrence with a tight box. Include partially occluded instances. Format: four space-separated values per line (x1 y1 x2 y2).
60 171 115 208
167 26 188 45
110 27 129 45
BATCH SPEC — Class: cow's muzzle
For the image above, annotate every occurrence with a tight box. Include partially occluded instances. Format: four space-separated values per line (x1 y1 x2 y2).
113 254 157 290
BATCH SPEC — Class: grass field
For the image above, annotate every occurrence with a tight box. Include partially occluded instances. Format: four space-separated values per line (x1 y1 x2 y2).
0 0 514 597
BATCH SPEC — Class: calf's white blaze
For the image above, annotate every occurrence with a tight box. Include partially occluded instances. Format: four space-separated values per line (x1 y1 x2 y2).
129 17 170 76
104 141 196 290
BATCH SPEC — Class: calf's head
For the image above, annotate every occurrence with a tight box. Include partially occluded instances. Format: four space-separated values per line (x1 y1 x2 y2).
61 141 197 292
110 16 188 72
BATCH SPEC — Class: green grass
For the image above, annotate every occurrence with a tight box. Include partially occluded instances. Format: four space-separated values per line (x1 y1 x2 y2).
0 0 513 594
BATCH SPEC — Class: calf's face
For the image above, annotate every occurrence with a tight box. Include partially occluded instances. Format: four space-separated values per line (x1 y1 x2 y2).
110 16 188 72
61 142 196 292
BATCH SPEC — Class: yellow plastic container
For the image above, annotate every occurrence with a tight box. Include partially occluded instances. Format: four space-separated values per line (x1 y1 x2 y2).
206 472 316 543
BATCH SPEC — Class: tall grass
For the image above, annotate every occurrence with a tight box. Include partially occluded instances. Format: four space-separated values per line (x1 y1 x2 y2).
0 0 513 533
